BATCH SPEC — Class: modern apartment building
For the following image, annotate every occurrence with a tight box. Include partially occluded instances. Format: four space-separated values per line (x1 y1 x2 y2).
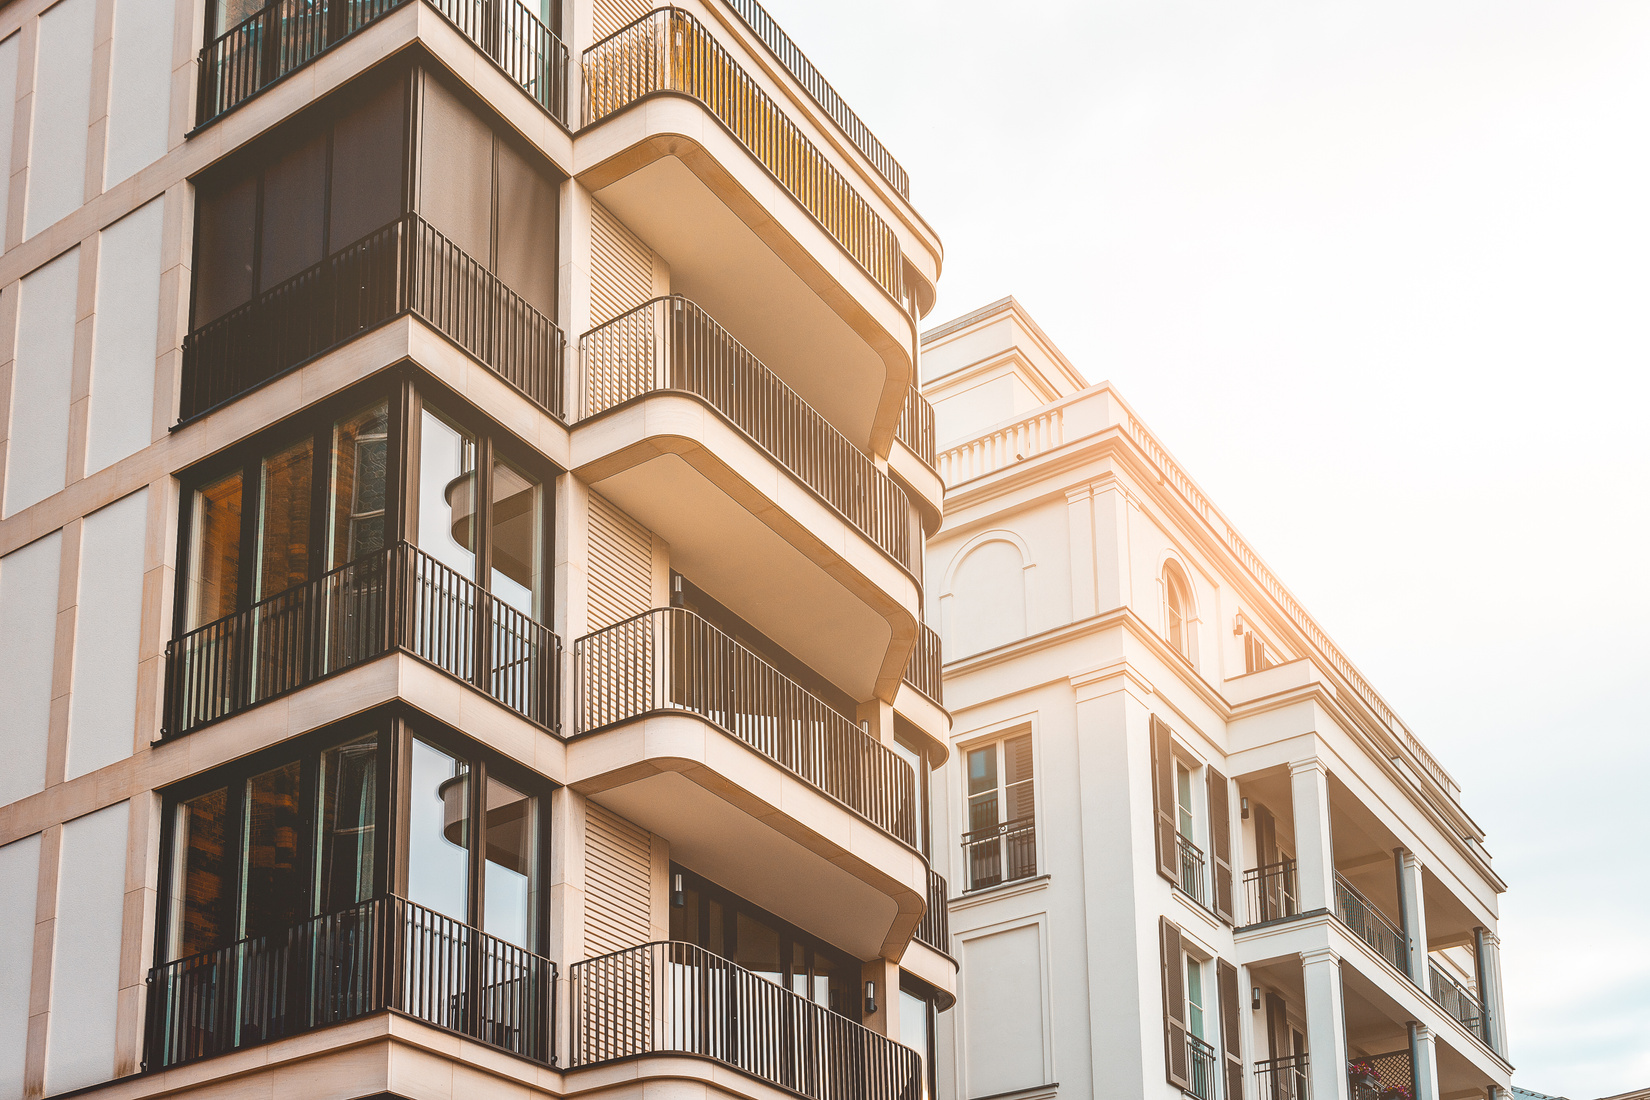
923 298 1513 1100
0 5 955 1100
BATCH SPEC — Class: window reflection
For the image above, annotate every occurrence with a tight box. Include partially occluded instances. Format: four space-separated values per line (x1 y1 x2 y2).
315 734 378 915
169 788 229 960
482 777 535 948
240 761 304 940
188 473 243 628
255 437 312 601
489 458 541 616
419 409 477 581
327 403 388 570
407 739 471 923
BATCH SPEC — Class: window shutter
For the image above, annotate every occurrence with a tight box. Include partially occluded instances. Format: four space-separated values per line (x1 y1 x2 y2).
1160 916 1189 1088
1207 765 1235 924
1217 958 1243 1100
1150 716 1179 885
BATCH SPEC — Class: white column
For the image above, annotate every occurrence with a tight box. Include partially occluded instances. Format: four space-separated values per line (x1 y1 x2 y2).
1478 928 1509 1056
1289 759 1335 912
1410 1023 1441 1100
1397 849 1428 985
1301 947 1350 1100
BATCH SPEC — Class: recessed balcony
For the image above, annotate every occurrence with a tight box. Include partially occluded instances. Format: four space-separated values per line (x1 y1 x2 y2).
195 0 569 129
145 895 557 1070
567 941 921 1100
577 8 919 454
181 212 566 424
164 541 561 737
572 298 921 701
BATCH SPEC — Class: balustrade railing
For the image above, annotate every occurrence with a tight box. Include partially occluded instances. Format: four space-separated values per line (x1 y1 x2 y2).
720 0 908 198
197 0 568 126
181 212 565 423
962 815 1036 892
1428 961 1486 1041
1176 834 1208 908
582 9 904 299
145 895 555 1069
1243 859 1300 926
1255 1053 1310 1100
1333 873 1408 975
896 386 935 466
574 608 917 847
936 407 1064 486
1186 1034 1217 1100
569 941 920 1100
902 622 943 704
915 867 949 954
163 541 561 737
579 296 914 570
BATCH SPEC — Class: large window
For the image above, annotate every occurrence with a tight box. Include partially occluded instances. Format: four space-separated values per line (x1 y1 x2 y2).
963 732 1036 891
899 976 943 1100
1162 560 1195 663
669 865 860 1022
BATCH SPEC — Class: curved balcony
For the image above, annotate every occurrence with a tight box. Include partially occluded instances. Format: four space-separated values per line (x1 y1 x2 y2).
163 541 561 737
580 297 914 570
572 298 920 701
196 0 569 128
180 213 566 424
901 623 943 706
569 941 920 1100
583 8 901 299
145 895 556 1070
569 608 927 957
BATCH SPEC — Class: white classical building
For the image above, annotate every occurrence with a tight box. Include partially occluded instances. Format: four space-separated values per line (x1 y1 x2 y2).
923 298 1512 1100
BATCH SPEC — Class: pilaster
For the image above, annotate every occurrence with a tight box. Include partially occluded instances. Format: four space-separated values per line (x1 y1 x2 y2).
1288 758 1334 912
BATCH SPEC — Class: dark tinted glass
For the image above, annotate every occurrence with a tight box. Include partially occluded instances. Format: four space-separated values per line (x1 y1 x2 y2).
193 174 257 324
330 80 407 248
495 138 557 314
240 760 305 939
417 77 492 261
172 788 230 959
259 134 327 287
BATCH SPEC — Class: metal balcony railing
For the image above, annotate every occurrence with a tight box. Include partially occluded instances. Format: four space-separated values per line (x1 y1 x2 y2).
915 867 949 954
1243 859 1300 926
144 895 556 1070
569 941 920 1100
181 212 566 423
579 296 915 571
901 622 943 705
196 0 569 127
962 815 1036 892
163 541 561 737
582 9 904 300
574 607 918 848
1176 834 1208 908
895 385 935 467
1255 1053 1310 1100
1333 873 1409 975
1186 1034 1218 1100
720 0 908 198
1428 961 1487 1042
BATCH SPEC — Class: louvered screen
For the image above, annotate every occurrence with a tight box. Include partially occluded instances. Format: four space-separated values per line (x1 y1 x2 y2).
586 202 656 414
584 803 654 957
586 491 653 630
591 0 652 42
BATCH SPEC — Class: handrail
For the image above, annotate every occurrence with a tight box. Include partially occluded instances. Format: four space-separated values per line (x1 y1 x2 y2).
1428 961 1486 1040
915 867 949 954
164 541 561 737
1186 1034 1218 1100
1242 859 1299 926
895 385 936 467
579 296 914 571
145 894 556 1069
569 940 921 1100
1333 872 1407 975
1254 1053 1310 1100
196 0 568 127
961 814 1036 891
582 8 904 300
181 212 566 423
573 607 918 848
1176 833 1208 909
719 0 909 198
901 622 943 705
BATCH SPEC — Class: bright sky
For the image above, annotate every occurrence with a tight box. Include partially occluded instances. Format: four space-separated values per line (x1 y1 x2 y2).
754 0 1650 1093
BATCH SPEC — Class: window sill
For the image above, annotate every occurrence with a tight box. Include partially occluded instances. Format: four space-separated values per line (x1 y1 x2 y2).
951 874 1050 912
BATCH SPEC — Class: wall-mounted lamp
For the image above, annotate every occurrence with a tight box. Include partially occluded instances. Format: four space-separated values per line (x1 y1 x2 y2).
1241 796 1250 821
864 980 878 1016
1251 985 1261 1010
671 873 685 909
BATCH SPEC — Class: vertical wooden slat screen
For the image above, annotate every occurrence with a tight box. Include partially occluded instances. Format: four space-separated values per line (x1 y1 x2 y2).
583 803 654 958
1160 916 1190 1089
1150 715 1180 886
1217 958 1243 1100
586 492 654 631
1207 765 1235 925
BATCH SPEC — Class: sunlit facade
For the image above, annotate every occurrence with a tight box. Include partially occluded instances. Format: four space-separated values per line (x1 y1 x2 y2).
0 4 953 1100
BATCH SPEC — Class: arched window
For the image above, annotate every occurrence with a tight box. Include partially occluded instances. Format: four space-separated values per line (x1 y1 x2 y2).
1163 562 1193 660
945 536 1029 658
